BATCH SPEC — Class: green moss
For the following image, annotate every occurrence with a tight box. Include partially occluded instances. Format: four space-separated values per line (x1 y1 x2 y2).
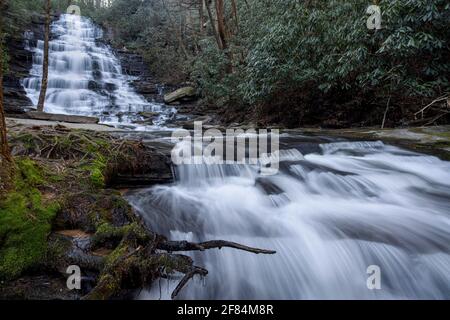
95 222 126 239
13 133 35 151
92 222 147 249
16 158 44 186
0 159 60 280
83 154 108 189
435 131 450 141
104 243 129 271
84 273 121 300
45 235 73 269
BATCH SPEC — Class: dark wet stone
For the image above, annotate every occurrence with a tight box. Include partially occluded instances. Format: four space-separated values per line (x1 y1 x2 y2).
104 82 117 92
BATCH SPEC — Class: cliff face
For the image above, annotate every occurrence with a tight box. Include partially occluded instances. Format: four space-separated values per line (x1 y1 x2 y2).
3 14 48 114
4 37 33 114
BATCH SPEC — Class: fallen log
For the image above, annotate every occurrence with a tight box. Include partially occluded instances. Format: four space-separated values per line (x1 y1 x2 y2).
25 111 99 124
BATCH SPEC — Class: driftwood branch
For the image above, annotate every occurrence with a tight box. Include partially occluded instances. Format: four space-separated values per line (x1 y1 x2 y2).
171 266 208 299
414 95 449 119
158 240 277 255
381 96 391 129
157 239 275 298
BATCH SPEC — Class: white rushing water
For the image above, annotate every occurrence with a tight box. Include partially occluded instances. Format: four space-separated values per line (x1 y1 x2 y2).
22 14 174 129
21 13 450 300
129 138 450 299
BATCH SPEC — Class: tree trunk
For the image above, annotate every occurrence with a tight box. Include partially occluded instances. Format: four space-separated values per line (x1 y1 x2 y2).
0 0 14 192
199 0 205 35
215 0 227 50
215 0 233 73
205 0 223 50
231 0 239 33
37 0 51 112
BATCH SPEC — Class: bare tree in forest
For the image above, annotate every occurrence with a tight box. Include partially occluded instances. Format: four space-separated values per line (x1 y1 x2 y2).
205 0 223 49
37 0 51 112
161 0 189 59
199 0 205 35
214 0 234 73
215 0 228 50
0 0 13 191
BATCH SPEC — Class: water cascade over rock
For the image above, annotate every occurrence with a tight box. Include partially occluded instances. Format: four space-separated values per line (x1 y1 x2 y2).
22 14 174 129
128 137 450 299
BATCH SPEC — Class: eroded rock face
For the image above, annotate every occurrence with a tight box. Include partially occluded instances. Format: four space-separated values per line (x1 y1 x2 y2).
113 49 167 103
107 141 174 188
3 38 33 114
117 50 151 78
3 13 52 114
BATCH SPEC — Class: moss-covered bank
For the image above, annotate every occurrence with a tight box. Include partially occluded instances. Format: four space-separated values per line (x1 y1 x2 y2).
0 159 59 280
0 123 173 299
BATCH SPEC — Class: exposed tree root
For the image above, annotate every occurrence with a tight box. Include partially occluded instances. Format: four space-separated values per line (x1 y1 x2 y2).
83 222 276 300
171 266 208 299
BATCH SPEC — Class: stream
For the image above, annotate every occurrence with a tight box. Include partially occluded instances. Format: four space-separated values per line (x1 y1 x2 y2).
21 14 450 300
128 136 450 299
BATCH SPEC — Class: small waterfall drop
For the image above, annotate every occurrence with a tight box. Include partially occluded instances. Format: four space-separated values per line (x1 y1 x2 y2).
22 14 174 129
128 137 450 300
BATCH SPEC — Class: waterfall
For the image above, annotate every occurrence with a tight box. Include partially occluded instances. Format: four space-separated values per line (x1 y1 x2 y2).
20 13 450 301
128 137 450 299
22 14 175 129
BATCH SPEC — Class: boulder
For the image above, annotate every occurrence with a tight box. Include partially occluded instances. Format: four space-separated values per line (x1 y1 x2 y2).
164 86 197 104
88 80 101 91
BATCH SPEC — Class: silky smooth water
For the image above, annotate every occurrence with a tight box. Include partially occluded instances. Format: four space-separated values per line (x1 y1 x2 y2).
128 137 450 299
22 14 450 300
22 14 174 129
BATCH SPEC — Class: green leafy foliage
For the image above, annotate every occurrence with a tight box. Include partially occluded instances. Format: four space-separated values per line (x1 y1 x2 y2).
193 0 450 125
88 0 191 81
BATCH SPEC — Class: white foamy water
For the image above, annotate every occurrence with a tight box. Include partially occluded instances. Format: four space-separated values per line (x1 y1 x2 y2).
22 14 175 129
128 139 450 300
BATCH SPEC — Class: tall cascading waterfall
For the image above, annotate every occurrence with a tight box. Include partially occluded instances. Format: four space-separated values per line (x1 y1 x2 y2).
128 136 450 299
22 14 174 129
